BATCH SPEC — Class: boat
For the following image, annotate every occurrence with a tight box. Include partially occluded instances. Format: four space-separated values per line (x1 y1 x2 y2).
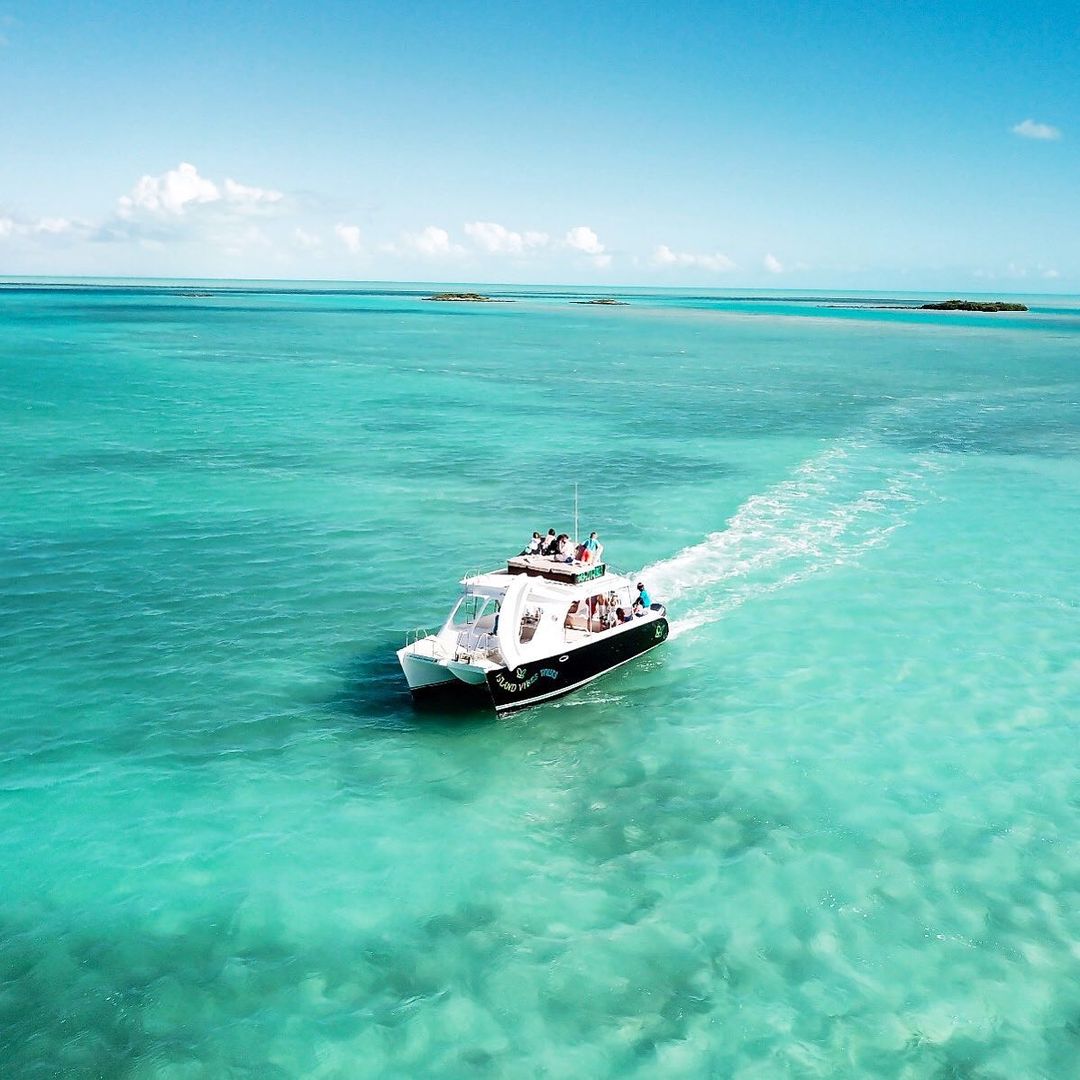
397 553 668 713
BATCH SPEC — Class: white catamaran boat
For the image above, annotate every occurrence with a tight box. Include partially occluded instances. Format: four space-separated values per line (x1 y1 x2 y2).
397 554 668 713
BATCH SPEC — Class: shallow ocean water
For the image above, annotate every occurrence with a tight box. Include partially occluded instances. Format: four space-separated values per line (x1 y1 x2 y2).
1 282 1079 1078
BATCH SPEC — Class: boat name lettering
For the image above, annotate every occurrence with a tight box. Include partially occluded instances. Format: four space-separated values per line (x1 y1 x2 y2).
540 668 558 680
495 671 541 693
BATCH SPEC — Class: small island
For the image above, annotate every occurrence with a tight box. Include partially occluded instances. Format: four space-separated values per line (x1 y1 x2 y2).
920 299 1028 312
571 298 629 306
424 292 504 302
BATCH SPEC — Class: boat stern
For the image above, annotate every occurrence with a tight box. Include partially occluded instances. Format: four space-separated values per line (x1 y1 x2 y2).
397 639 456 693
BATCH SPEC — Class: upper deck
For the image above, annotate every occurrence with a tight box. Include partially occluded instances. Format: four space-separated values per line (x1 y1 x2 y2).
506 555 607 586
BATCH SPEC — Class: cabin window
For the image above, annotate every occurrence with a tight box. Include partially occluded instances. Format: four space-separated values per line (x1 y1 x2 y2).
519 606 541 644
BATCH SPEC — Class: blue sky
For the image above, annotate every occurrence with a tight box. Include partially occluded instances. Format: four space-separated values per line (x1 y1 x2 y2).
1 0 1077 289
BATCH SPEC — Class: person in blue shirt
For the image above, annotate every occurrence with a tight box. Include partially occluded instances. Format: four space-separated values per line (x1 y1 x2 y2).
633 582 651 615
581 531 601 563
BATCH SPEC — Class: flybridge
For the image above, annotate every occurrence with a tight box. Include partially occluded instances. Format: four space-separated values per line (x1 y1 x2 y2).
505 555 607 586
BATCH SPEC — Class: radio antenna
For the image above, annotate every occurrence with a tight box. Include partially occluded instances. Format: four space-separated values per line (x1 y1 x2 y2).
574 482 579 542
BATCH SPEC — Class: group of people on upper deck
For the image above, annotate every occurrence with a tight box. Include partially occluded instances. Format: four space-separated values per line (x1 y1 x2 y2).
522 528 603 565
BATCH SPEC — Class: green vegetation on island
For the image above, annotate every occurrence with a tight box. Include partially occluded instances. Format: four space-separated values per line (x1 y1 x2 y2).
425 292 502 302
571 298 629 306
920 299 1028 312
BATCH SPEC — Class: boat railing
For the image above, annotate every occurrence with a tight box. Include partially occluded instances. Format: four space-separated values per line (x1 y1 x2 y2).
406 626 436 648
455 630 500 662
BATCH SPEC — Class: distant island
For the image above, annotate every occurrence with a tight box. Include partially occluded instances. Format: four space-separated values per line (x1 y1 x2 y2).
920 299 1028 312
424 292 505 302
571 298 629 306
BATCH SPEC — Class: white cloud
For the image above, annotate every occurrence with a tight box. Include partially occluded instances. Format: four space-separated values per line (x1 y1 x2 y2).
118 162 220 216
334 223 362 253
1042 268 1060 280
396 225 465 258
763 252 783 274
464 221 549 255
35 217 72 235
592 254 612 269
652 244 736 273
565 225 605 256
116 163 284 219
223 177 283 207
1012 119 1062 141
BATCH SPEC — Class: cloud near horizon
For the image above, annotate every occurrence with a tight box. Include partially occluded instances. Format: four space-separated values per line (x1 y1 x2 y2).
0 213 85 240
464 221 549 254
390 225 465 258
653 244 736 273
1011 119 1062 141
334 223 362 254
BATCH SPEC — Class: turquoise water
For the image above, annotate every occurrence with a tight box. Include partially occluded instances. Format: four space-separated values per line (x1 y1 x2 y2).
2 282 1078 1078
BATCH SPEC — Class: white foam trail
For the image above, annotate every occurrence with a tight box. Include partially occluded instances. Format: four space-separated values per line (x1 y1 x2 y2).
638 440 942 638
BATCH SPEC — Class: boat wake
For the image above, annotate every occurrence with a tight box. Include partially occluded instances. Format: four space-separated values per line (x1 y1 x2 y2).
638 438 942 639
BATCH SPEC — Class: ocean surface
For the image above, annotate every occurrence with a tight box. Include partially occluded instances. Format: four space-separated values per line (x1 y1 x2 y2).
1 280 1078 1078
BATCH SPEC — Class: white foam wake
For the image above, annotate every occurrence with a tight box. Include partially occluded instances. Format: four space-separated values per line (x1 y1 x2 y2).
638 440 941 639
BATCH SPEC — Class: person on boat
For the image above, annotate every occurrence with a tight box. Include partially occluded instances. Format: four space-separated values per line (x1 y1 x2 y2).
540 529 558 555
633 582 651 615
616 607 633 623
581 531 601 564
555 534 574 562
523 531 543 555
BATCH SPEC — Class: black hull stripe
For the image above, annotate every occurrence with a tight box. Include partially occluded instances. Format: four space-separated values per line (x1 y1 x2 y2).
493 637 666 712
486 617 669 713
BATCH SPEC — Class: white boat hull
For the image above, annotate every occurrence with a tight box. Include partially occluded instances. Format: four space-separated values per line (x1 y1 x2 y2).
396 646 456 692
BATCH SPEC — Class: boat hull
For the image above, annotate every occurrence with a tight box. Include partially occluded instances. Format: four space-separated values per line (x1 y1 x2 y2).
397 648 457 692
485 616 669 713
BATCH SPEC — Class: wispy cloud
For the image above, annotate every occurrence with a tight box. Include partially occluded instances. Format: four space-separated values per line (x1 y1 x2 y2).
0 213 86 239
652 244 736 273
294 227 322 250
1012 119 1062 141
973 260 1060 280
763 252 783 274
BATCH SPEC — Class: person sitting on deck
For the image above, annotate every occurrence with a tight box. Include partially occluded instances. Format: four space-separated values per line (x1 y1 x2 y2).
633 582 652 615
540 529 558 555
616 607 633 623
555 534 574 562
523 531 543 555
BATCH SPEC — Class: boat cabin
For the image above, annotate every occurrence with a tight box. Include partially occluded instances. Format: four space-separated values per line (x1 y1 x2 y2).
441 560 639 671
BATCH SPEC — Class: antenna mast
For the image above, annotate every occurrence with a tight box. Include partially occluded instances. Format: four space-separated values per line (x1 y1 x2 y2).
574 482 579 542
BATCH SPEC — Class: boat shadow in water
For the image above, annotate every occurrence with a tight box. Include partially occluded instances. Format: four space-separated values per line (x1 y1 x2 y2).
328 643 496 728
